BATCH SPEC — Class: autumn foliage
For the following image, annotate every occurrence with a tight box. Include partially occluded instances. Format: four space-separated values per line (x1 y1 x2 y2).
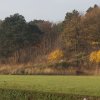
90 50 100 63
48 49 64 62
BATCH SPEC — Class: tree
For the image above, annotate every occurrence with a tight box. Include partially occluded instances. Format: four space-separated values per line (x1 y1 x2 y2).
0 14 42 63
64 10 80 22
83 6 100 52
86 4 99 13
62 10 84 67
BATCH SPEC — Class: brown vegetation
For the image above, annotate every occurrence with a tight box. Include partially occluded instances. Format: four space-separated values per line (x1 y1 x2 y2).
0 5 100 74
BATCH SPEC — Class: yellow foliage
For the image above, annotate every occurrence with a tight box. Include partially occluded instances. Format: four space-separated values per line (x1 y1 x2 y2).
90 50 100 63
48 49 64 61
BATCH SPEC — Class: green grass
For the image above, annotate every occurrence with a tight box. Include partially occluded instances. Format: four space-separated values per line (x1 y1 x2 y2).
0 75 100 100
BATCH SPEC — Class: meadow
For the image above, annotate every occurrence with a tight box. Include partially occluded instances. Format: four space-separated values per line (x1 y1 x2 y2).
0 75 100 100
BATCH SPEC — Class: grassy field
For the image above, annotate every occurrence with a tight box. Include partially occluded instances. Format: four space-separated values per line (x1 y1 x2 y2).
0 75 100 100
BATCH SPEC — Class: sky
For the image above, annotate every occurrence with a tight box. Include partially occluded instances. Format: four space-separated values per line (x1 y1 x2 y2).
0 0 100 22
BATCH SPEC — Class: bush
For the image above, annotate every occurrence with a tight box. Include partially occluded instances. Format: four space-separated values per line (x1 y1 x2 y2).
48 49 64 62
90 50 100 63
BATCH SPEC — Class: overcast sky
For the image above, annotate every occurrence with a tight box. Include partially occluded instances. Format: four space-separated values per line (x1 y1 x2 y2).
0 0 100 22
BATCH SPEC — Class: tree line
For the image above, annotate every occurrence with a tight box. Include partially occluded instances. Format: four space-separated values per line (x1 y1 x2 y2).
0 4 100 71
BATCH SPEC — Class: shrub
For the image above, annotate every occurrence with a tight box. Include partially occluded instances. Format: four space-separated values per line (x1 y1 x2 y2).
89 50 100 63
48 49 64 62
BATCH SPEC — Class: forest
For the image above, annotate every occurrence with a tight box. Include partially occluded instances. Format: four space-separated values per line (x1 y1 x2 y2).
0 5 100 75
